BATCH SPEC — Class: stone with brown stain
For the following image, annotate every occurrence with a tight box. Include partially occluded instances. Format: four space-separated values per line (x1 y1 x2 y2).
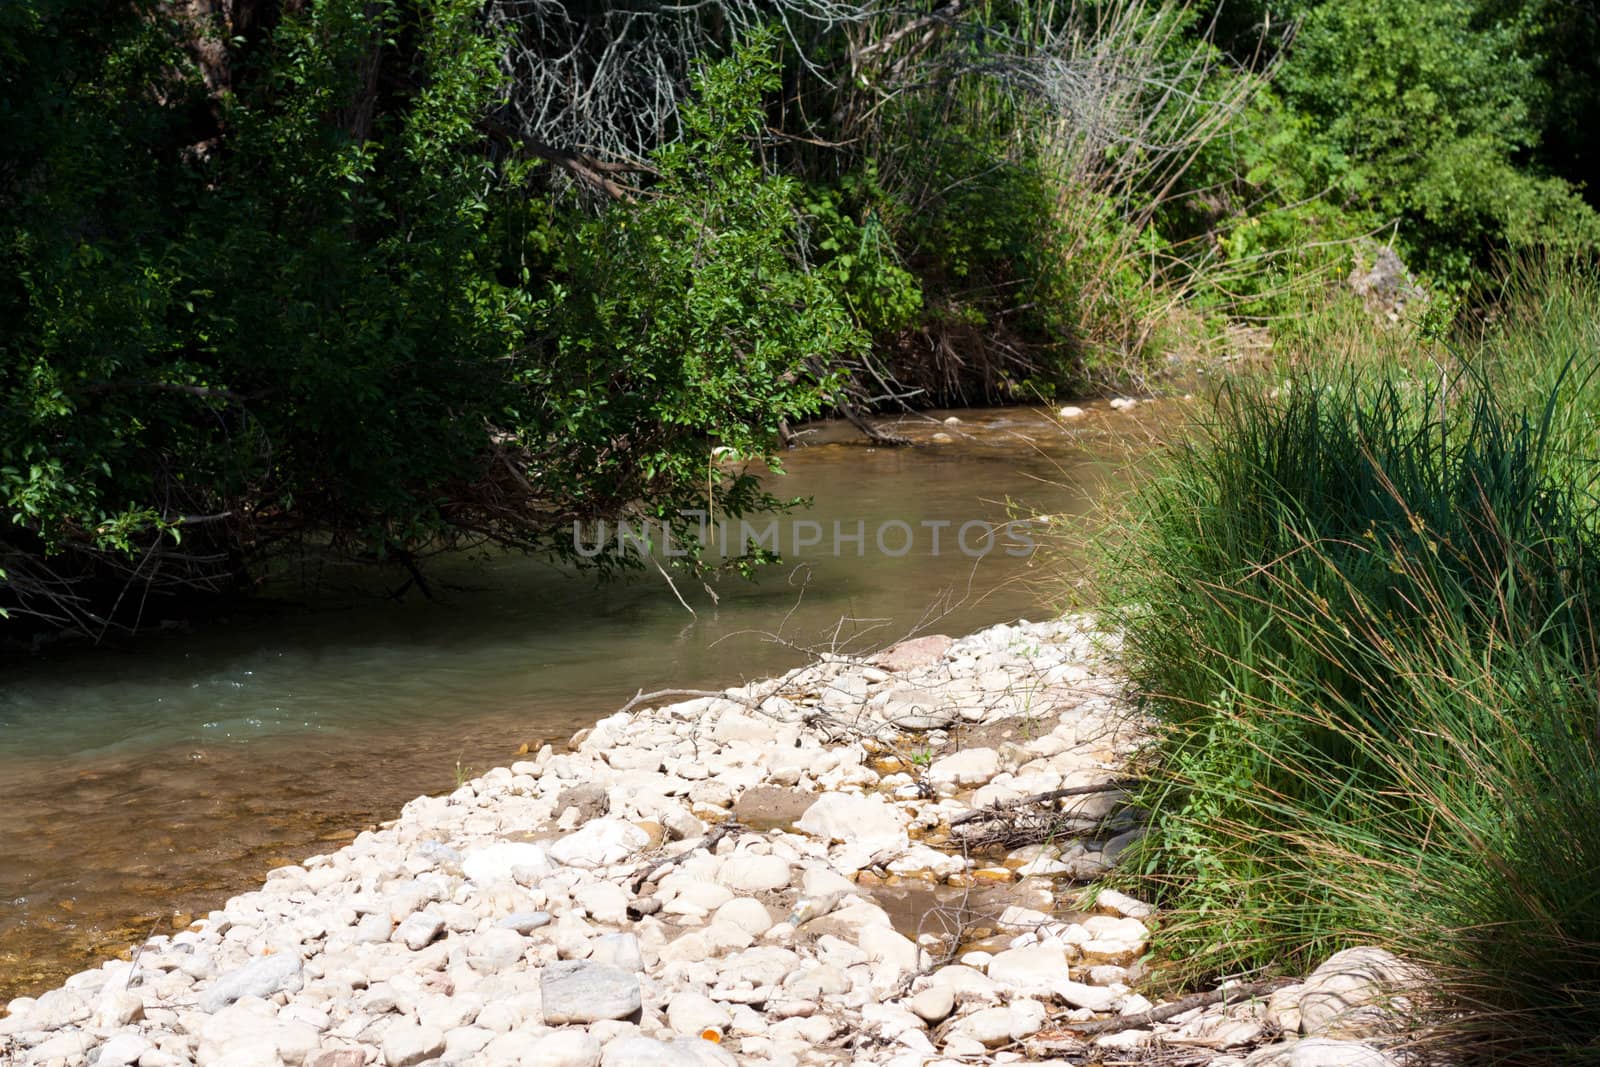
871 635 954 672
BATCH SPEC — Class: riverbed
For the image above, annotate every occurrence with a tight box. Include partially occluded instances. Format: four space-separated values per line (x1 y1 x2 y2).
0 403 1174 1000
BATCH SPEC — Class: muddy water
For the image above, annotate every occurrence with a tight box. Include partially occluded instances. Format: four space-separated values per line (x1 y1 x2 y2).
0 404 1173 1000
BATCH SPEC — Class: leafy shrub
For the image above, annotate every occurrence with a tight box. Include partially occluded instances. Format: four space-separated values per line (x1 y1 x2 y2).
531 34 863 570
799 167 923 339
1277 0 1600 278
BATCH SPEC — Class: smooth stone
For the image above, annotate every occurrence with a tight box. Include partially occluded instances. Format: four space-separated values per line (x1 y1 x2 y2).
794 793 908 853
662 880 734 917
1295 947 1418 1039
382 1020 447 1067
985 945 1116 1011
198 953 303 1012
444 1027 496 1059
667 991 732 1036
1243 1038 1399 1067
1094 888 1155 919
97 988 145 1028
523 1029 603 1067
951 1000 1047 1046
1169 1014 1265 1050
859 926 921 981
573 882 631 924
463 843 552 885
601 1036 736 1067
716 853 791 894
549 819 651 868
907 984 956 1023
540 961 642 1025
393 912 445 951
497 911 553 934
712 898 775 937
95 1032 152 1066
926 747 1001 786
464 927 526 972
28 1032 96 1060
304 1052 368 1067
589 933 644 973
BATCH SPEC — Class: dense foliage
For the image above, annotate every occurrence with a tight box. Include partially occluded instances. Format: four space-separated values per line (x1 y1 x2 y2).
0 4 853 630
3 0 1598 632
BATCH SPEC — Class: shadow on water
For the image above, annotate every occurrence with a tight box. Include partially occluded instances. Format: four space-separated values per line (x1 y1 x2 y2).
0 403 1178 999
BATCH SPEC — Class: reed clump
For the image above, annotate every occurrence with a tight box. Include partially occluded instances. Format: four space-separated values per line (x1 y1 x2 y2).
1104 259 1600 1063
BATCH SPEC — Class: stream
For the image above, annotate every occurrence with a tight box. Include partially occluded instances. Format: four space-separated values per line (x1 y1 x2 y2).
0 403 1173 1001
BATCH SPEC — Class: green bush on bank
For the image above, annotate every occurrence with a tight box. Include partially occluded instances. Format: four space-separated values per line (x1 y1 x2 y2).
1105 262 1600 1061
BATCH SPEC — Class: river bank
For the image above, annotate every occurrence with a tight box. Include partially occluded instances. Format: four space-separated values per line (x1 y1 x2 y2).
2 616 1414 1066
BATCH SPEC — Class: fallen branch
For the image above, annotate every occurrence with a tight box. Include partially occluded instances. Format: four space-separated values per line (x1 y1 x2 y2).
949 779 1137 828
630 820 746 893
615 687 731 716
1061 976 1294 1037
837 398 913 447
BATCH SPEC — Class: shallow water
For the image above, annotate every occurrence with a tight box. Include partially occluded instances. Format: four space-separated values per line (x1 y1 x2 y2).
0 403 1172 999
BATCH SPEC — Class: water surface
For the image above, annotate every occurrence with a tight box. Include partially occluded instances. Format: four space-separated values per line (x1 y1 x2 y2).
0 404 1171 999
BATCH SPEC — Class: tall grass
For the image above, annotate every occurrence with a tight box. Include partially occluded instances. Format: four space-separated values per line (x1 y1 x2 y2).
1104 264 1600 1062
1473 255 1600 501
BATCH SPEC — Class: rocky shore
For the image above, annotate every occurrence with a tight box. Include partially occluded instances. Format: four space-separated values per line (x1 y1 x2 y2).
1 617 1414 1067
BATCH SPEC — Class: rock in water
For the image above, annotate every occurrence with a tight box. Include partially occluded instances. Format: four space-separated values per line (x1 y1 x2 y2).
198 953 303 1012
540 960 642 1024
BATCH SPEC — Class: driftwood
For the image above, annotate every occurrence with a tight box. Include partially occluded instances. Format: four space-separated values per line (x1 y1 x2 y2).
837 399 913 447
1049 976 1295 1039
949 780 1136 828
949 779 1139 850
630 820 745 893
